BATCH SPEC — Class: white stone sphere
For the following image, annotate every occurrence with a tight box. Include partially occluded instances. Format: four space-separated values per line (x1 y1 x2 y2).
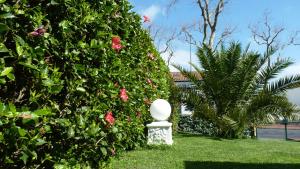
150 99 171 121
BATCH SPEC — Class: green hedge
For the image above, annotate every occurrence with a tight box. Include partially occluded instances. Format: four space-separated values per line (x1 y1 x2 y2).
178 116 218 136
0 0 171 168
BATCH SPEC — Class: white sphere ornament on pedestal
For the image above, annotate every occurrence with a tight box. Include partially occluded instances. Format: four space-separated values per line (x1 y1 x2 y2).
147 99 173 145
150 99 171 121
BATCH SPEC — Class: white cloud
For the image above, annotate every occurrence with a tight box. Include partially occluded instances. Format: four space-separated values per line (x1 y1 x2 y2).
161 49 198 72
142 5 161 21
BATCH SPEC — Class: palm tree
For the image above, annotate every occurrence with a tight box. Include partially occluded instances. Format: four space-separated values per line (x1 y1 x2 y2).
174 43 300 138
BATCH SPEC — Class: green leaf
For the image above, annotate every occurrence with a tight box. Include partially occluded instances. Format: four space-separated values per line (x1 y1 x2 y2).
19 62 39 71
20 152 29 164
35 139 47 146
31 150 37 160
50 0 59 5
76 87 86 92
100 147 107 156
100 131 106 137
68 127 75 138
14 35 25 45
0 102 5 113
0 78 6 84
18 127 27 137
0 23 9 33
8 102 16 113
112 127 118 133
6 73 15 80
16 42 23 56
78 115 85 128
90 39 97 48
15 10 24 15
0 132 3 141
33 108 52 116
0 0 6 3
1 67 13 76
44 125 51 133
0 43 9 52
101 140 108 146
0 13 15 19
42 79 54 87
5 156 14 163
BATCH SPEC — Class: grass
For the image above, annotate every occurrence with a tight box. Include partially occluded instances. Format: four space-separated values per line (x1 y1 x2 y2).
110 134 300 169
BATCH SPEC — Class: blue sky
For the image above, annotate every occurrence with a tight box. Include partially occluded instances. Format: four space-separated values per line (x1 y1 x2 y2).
129 0 300 74
129 0 300 105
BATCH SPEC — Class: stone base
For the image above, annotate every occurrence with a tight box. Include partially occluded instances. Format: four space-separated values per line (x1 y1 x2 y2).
146 121 173 145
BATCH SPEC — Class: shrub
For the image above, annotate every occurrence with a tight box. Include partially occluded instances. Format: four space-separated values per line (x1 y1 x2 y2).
178 116 217 136
0 0 170 168
168 82 181 133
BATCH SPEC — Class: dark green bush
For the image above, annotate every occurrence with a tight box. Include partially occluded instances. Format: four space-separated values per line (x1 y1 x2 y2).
0 0 170 168
178 116 218 136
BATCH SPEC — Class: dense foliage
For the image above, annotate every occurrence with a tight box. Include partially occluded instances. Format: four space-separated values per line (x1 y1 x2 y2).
178 115 217 136
175 43 300 138
0 0 171 168
168 81 181 132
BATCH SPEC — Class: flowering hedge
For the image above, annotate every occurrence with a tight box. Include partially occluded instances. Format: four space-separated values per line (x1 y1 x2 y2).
0 0 171 168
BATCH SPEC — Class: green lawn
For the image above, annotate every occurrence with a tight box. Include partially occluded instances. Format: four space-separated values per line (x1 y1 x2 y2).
111 134 300 169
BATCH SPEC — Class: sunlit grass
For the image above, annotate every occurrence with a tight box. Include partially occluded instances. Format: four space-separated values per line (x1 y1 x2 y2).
111 134 300 169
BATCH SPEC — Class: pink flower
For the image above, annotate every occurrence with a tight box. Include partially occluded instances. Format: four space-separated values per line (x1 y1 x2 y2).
112 36 123 52
146 78 152 84
143 15 151 23
120 88 128 102
29 26 46 37
147 53 155 60
105 111 115 125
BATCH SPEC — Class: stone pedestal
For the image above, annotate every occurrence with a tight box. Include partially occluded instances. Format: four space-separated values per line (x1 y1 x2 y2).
146 121 173 145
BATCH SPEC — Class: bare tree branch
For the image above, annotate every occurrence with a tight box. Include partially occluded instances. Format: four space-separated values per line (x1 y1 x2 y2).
166 0 179 13
287 31 300 46
196 0 227 48
215 26 236 48
249 13 285 67
159 0 231 66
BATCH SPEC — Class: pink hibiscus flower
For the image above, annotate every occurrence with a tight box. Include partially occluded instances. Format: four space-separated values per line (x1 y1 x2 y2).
143 15 151 23
120 88 128 102
105 111 115 125
112 36 123 52
29 26 46 37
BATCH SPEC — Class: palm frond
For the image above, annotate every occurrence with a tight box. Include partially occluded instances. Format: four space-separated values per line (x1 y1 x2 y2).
260 46 277 66
267 75 300 93
247 92 297 124
258 58 293 86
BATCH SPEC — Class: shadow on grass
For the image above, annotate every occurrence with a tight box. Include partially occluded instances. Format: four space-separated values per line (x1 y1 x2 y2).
185 161 300 169
287 138 300 142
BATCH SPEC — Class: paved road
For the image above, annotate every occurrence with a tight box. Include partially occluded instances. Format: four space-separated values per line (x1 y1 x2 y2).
257 128 300 140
